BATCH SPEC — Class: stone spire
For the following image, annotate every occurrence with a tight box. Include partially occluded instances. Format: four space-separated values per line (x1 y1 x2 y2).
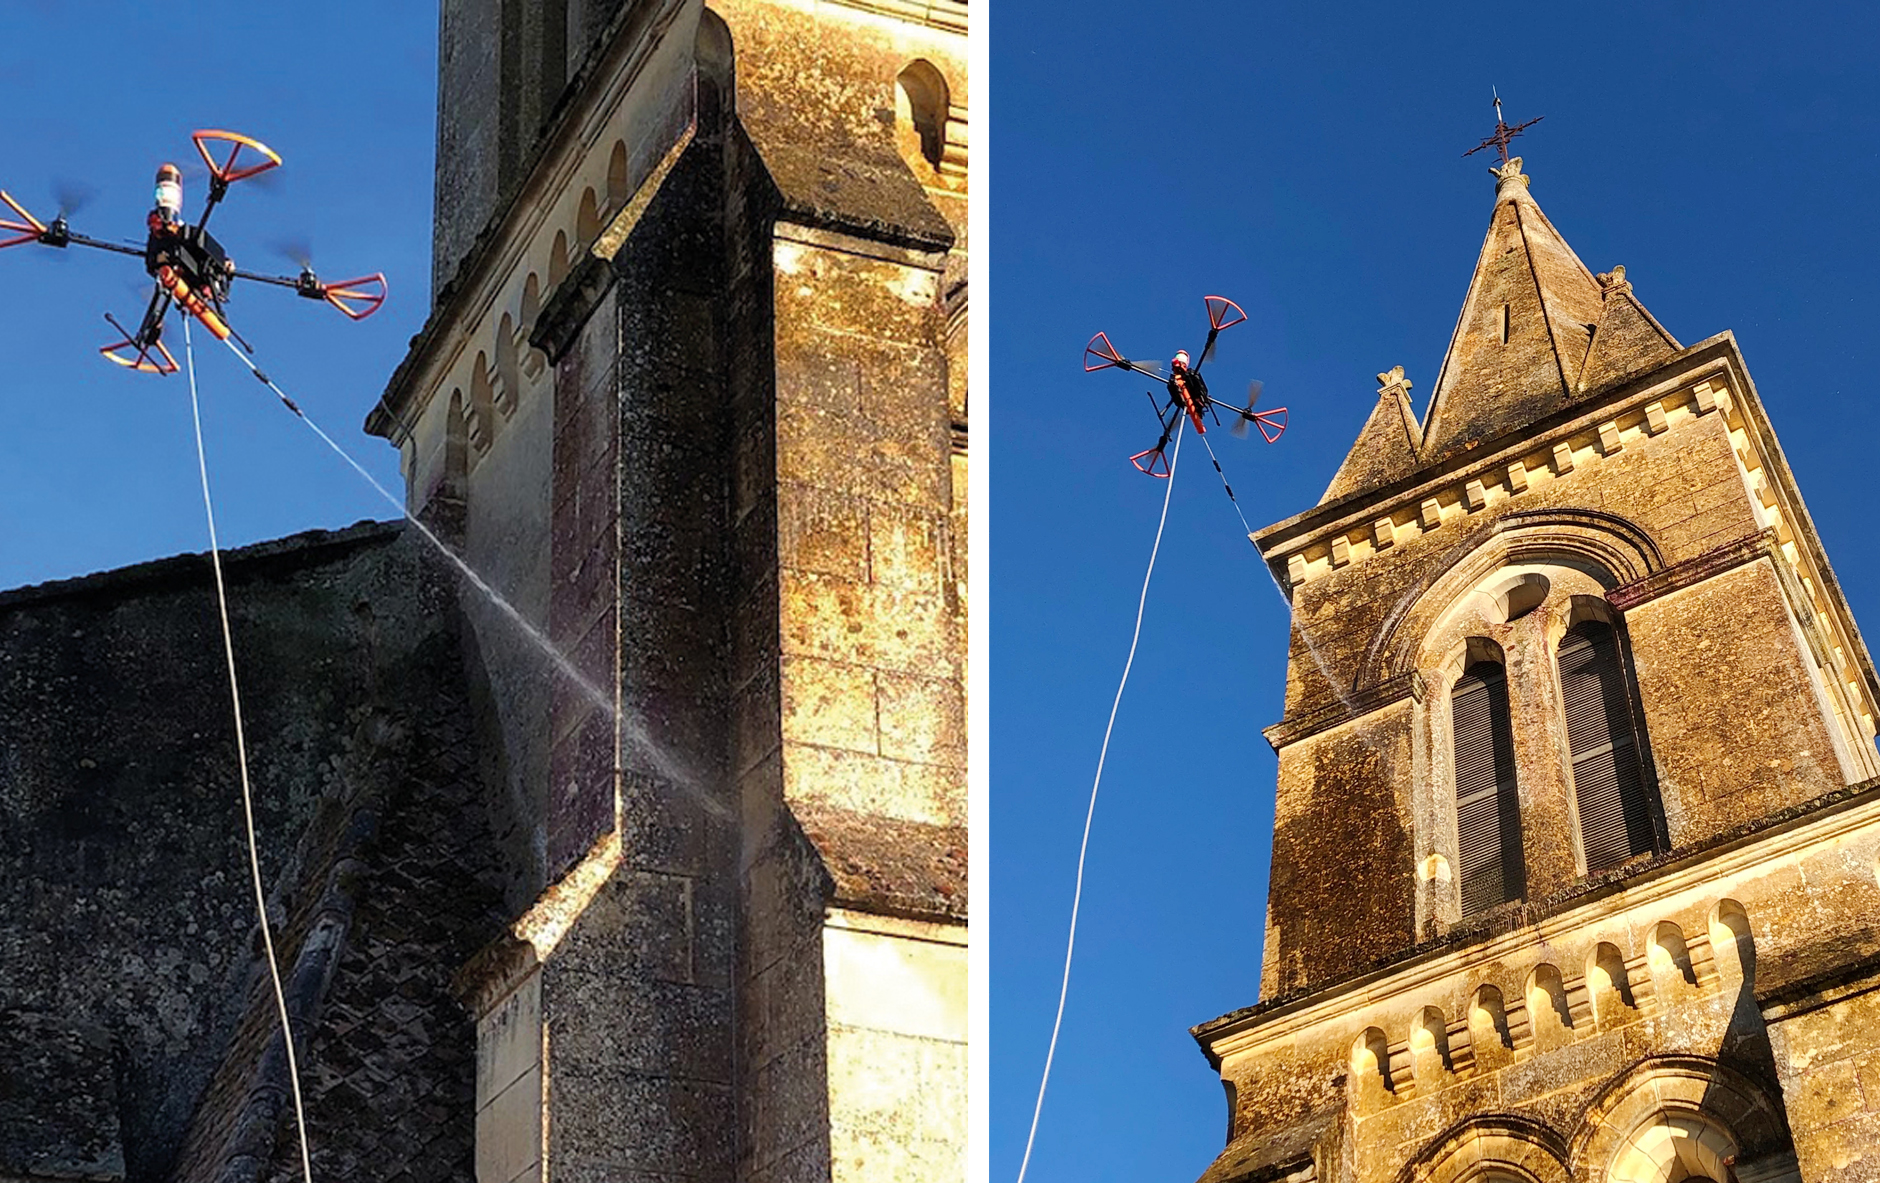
1418 158 1678 463
1321 366 1421 504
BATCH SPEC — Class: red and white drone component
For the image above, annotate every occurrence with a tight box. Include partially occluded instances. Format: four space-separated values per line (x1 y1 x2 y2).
3 128 388 375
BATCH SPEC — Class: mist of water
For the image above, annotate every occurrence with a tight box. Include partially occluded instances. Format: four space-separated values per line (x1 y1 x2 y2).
219 337 729 821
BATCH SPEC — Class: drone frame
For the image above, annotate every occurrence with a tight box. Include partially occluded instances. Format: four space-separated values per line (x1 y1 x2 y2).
2 128 390 375
1085 295 1286 476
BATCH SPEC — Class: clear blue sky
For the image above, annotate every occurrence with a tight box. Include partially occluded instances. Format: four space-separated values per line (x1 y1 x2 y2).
0 4 437 590
993 3 1880 1181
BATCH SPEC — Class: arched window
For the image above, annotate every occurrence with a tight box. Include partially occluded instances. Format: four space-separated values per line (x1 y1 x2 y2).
606 141 630 212
1453 657 1525 916
577 187 601 245
1557 619 1658 871
895 61 949 172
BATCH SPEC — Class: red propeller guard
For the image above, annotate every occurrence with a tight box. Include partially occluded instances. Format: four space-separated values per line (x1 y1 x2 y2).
0 191 46 249
192 129 284 184
1083 331 1127 373
1204 295 1247 332
1253 407 1288 443
321 273 389 320
1129 446 1172 478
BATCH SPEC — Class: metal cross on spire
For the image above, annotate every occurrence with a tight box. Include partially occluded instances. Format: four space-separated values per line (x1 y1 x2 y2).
1463 89 1543 163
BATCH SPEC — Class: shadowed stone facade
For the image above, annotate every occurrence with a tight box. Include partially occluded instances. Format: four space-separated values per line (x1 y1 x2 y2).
1195 158 1880 1182
374 3 969 1183
0 3 965 1183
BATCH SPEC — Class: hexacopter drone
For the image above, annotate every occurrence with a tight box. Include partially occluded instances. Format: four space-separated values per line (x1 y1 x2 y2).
0 129 386 374
1083 295 1287 477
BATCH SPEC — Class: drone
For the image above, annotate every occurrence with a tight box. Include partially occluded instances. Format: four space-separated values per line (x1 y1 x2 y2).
0 129 386 375
1083 295 1287 477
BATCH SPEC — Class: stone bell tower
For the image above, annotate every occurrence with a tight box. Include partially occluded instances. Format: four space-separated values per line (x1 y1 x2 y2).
1191 154 1880 1183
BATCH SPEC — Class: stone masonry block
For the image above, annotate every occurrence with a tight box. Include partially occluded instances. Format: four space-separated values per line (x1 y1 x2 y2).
477 970 542 1106
1644 402 1668 434
1597 420 1623 454
1331 536 1351 568
1693 381 1718 414
779 571 959 677
476 1067 542 1183
558 871 694 984
782 742 955 827
772 242 943 346
1420 499 1442 530
1287 554 1307 586
1463 480 1487 512
1507 460 1528 493
874 671 966 767
1787 1055 1864 1135
1373 518 1395 550
781 655 880 755
1552 442 1575 474
824 924 966 1042
866 502 948 594
778 491 869 583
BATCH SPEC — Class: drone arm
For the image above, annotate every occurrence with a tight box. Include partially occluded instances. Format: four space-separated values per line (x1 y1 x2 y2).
64 232 145 259
230 266 387 319
229 266 305 290
1195 326 1220 373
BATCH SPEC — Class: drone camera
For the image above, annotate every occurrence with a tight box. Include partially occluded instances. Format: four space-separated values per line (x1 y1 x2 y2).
294 267 323 300
39 217 69 249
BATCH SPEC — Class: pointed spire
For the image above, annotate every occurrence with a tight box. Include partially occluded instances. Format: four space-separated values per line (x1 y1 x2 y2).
1322 366 1422 504
1420 158 1635 462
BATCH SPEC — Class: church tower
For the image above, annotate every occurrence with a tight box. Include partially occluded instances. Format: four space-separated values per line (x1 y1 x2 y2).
1194 154 1880 1182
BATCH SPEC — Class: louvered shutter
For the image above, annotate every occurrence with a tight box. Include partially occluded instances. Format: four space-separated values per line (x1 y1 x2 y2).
1452 663 1525 916
1558 623 1655 872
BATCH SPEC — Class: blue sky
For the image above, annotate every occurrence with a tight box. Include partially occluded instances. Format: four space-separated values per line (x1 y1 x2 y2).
992 3 1880 1182
0 4 437 590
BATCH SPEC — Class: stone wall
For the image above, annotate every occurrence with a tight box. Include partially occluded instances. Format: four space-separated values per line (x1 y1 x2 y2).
1255 357 1879 1001
1197 782 1880 1182
0 524 506 1183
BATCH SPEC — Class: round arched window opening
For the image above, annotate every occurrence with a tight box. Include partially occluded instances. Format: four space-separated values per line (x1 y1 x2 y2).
895 61 949 171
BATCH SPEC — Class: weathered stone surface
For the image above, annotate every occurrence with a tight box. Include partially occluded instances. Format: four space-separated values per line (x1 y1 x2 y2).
0 525 505 1183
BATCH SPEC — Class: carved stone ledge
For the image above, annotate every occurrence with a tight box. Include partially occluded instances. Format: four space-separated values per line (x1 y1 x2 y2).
1263 671 1424 751
1607 530 1773 613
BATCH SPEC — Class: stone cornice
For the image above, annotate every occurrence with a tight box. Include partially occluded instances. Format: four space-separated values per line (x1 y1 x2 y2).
1190 775 1880 1067
1261 671 1422 751
1606 529 1773 613
368 0 691 441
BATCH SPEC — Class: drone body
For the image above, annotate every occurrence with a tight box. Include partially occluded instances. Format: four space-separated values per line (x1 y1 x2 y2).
0 129 387 375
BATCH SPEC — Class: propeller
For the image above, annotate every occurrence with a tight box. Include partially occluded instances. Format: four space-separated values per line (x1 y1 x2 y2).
1230 379 1264 438
52 178 95 218
271 235 315 272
